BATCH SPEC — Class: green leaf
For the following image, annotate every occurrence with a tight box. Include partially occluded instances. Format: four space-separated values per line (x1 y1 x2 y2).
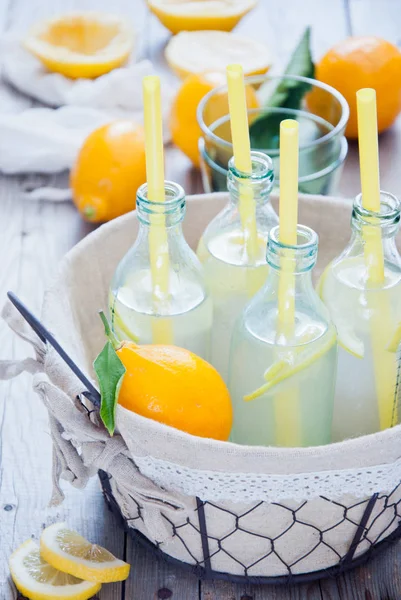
94 341 126 436
249 27 315 149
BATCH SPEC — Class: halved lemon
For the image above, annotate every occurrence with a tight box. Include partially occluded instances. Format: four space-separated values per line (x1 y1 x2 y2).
245 326 337 401
148 0 258 34
40 522 130 583
9 540 101 600
169 71 259 166
23 12 135 79
165 30 271 80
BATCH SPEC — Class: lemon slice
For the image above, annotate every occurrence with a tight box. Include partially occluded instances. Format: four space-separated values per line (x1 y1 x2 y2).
315 263 330 299
388 322 401 353
244 327 337 401
336 326 364 358
317 263 364 359
165 30 271 80
9 540 101 600
148 0 258 34
112 309 140 343
24 12 135 79
40 523 130 583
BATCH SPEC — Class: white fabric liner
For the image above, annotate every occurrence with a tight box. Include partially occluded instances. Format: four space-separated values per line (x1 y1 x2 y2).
0 35 174 184
133 454 401 503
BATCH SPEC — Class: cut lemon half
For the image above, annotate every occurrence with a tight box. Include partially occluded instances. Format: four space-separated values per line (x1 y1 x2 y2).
148 0 258 34
40 523 130 583
245 326 337 401
24 12 135 79
165 30 271 80
9 540 101 600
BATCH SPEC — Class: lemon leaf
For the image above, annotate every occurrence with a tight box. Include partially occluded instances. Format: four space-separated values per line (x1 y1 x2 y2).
94 341 126 436
249 26 314 149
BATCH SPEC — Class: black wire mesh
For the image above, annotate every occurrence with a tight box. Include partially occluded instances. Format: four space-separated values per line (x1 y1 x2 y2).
99 470 401 585
9 292 401 584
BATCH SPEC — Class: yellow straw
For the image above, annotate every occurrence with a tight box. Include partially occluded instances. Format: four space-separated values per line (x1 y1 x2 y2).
278 120 299 334
226 64 258 264
143 75 172 344
357 88 394 429
357 89 381 213
279 120 299 244
357 88 385 284
275 119 301 446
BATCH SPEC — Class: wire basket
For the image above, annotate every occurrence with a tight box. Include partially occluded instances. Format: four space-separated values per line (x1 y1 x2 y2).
98 470 401 585
3 192 401 585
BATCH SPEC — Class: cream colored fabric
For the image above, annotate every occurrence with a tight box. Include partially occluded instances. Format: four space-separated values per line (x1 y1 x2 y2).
2 192 401 577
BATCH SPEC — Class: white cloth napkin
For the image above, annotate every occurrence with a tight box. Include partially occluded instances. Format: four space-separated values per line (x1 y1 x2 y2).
0 106 116 175
0 35 175 199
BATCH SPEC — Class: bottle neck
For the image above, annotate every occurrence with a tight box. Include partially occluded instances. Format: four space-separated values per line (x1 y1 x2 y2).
267 225 318 275
351 191 400 239
347 191 401 282
136 181 186 228
227 151 274 207
244 225 330 345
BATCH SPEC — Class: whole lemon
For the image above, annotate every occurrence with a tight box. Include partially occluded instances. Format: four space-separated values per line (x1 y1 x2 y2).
117 341 233 441
71 121 147 222
170 72 259 167
313 36 401 138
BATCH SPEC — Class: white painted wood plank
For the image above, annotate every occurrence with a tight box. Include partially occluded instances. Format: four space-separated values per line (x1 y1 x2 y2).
350 0 401 44
235 0 349 67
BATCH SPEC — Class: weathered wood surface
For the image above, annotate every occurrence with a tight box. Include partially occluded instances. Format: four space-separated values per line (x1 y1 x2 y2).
1 0 401 599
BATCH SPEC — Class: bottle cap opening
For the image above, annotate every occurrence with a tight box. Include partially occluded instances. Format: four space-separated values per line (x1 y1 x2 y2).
353 191 400 226
267 224 319 272
136 181 186 224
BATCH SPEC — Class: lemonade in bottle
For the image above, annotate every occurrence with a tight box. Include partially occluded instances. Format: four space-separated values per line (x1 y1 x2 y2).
229 119 337 447
229 224 337 447
197 151 277 379
319 191 401 440
320 89 401 441
109 75 212 358
197 65 278 380
109 181 212 357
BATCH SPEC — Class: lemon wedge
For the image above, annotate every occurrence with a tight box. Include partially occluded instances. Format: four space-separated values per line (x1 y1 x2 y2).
148 0 258 34
40 523 130 583
244 327 337 401
24 12 135 79
9 540 101 600
165 30 271 80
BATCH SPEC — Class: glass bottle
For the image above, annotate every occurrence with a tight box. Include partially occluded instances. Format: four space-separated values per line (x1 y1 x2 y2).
229 225 337 447
109 181 212 359
319 191 401 441
197 151 277 381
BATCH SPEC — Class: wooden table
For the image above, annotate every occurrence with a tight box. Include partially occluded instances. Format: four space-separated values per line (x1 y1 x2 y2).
1 1 401 598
